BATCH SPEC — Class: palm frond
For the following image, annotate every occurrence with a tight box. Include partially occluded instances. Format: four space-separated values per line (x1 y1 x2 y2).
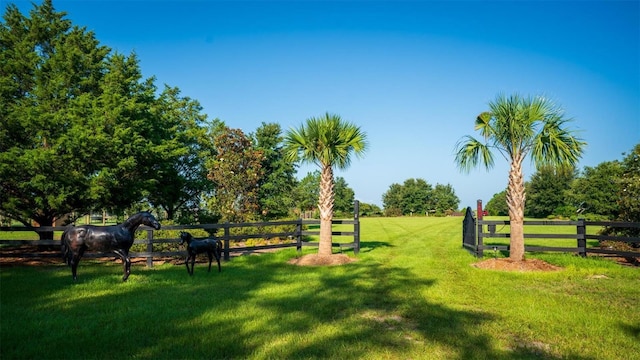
532 115 585 168
283 112 368 170
454 135 494 173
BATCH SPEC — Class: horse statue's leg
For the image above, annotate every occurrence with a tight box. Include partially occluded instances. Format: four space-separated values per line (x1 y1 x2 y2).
122 255 131 281
113 249 131 281
70 247 85 280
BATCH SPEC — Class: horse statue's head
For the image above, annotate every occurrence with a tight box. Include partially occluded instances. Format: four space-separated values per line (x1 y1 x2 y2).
140 211 161 230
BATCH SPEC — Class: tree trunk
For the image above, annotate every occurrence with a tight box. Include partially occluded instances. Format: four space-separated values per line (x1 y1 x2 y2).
506 154 526 261
33 215 55 251
318 164 335 256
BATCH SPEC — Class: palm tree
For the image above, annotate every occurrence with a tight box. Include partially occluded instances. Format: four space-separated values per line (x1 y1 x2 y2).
284 113 368 256
455 94 585 261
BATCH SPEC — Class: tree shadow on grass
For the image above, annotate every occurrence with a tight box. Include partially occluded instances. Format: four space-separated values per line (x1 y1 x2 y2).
357 240 393 253
619 322 640 340
1 253 597 360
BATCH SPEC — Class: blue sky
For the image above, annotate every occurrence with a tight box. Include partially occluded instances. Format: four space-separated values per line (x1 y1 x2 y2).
9 0 640 208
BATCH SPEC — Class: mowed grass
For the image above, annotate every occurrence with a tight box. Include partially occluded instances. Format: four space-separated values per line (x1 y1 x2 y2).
1 217 638 359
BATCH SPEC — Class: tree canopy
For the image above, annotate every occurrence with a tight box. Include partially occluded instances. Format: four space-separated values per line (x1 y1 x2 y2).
0 0 210 230
382 178 459 216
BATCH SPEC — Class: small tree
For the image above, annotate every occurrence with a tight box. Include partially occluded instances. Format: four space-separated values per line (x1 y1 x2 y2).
284 113 367 256
455 94 585 261
254 122 297 220
206 127 264 223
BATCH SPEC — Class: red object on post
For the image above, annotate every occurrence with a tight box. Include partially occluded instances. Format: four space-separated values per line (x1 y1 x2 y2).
477 200 484 220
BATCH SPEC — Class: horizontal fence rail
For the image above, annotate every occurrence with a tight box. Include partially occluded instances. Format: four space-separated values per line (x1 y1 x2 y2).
463 216 640 260
0 215 360 267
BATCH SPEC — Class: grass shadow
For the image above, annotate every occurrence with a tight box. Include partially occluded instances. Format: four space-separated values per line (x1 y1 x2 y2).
0 249 602 360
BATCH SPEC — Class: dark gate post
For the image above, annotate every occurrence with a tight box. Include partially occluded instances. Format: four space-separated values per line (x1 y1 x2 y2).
146 229 154 268
353 200 360 255
577 218 586 257
477 200 484 258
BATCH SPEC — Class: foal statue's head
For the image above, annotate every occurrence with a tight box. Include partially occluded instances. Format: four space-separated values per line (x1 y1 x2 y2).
179 231 192 245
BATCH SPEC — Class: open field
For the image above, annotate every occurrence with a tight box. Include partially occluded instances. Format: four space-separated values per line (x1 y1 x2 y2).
1 217 638 359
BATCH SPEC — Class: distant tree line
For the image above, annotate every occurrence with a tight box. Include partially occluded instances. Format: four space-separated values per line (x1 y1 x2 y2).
381 178 460 216
485 143 640 227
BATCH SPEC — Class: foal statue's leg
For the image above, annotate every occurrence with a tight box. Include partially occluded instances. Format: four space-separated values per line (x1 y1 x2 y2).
184 255 191 275
190 254 196 276
207 252 213 273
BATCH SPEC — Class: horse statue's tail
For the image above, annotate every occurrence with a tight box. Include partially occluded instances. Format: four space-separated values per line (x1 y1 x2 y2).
60 227 72 266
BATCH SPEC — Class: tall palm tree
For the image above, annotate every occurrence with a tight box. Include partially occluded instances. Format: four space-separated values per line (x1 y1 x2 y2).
455 94 585 261
284 113 368 256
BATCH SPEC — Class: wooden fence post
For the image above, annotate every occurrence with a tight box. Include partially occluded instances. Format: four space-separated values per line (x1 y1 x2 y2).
146 229 154 268
476 218 484 258
353 200 360 255
223 222 230 261
476 199 484 258
296 219 302 254
577 218 586 257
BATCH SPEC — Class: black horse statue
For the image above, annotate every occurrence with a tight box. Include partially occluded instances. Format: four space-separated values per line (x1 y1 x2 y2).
61 211 161 281
179 231 222 275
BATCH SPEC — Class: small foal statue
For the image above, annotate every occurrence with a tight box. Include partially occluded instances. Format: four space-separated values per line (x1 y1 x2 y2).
179 231 222 275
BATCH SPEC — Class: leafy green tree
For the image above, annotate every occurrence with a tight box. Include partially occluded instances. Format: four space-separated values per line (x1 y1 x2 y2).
382 183 403 216
293 171 320 217
525 165 576 218
87 52 159 213
432 183 460 214
401 178 433 215
485 190 508 216
358 202 383 216
206 127 264 223
614 144 640 240
568 161 622 219
145 86 214 220
382 179 458 216
455 94 585 261
254 122 297 220
0 0 110 231
284 113 368 256
333 176 355 216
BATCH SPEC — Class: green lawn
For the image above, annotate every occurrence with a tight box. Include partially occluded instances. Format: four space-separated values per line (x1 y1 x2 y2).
1 217 638 359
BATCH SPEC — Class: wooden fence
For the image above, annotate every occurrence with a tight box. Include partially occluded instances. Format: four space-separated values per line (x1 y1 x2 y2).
0 203 360 267
463 210 640 260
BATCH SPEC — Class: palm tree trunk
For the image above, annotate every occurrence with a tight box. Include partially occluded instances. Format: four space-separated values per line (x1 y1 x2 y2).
506 153 526 261
318 164 335 256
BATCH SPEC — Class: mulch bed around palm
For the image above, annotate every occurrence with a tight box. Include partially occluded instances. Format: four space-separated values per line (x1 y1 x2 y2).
472 258 563 271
